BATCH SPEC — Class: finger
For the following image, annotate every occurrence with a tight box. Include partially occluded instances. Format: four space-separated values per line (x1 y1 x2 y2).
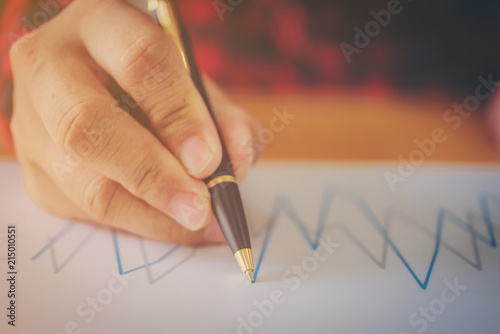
24 146 225 244
31 134 225 245
56 168 224 245
12 42 211 232
204 77 263 182
79 0 222 178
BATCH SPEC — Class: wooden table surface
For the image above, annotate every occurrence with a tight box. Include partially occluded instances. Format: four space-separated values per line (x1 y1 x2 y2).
231 92 500 163
2 92 500 163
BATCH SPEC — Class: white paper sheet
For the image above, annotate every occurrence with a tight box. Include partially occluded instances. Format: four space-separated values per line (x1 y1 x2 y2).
1 161 499 334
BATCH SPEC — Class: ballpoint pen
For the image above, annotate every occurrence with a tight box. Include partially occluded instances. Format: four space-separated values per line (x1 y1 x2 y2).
149 0 255 282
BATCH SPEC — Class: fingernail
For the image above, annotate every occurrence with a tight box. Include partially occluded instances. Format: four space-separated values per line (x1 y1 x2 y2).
169 192 210 231
181 137 214 175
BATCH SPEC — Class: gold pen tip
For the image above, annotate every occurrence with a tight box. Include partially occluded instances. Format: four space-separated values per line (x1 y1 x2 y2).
246 270 255 283
234 248 255 282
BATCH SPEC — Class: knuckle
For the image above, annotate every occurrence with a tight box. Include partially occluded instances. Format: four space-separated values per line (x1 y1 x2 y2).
129 162 164 198
54 101 99 153
117 32 171 86
150 85 199 134
82 175 120 221
9 30 39 66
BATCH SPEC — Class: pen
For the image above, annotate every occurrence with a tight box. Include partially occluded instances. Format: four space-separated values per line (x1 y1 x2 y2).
149 0 255 282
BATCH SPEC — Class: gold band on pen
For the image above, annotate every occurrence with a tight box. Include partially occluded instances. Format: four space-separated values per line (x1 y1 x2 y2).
207 175 236 189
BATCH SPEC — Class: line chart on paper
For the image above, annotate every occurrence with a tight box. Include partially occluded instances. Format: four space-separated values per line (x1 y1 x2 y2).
31 186 500 289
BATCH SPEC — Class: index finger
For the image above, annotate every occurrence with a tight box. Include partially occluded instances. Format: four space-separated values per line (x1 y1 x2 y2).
79 0 223 179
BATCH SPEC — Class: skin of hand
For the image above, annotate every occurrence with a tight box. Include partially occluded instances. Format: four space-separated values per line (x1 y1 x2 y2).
9 0 263 245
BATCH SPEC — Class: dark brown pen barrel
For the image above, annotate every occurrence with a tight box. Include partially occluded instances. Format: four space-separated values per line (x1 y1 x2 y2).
209 182 251 253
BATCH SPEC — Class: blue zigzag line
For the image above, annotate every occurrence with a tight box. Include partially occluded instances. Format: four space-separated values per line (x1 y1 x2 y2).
253 186 498 289
32 188 498 289
112 231 180 275
32 222 75 261
32 225 181 276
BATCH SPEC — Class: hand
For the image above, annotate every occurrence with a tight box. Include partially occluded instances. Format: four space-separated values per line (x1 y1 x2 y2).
9 0 262 245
